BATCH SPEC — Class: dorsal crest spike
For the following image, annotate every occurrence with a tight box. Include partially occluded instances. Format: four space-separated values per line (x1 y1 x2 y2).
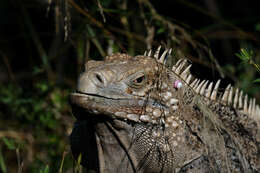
175 59 183 67
193 79 201 90
175 60 187 74
181 64 192 77
164 48 172 64
148 50 152 57
233 88 239 108
238 90 243 108
243 94 248 113
222 84 231 103
185 74 192 84
158 49 168 64
252 98 256 116
168 48 172 55
190 78 198 88
249 99 253 115
210 79 221 100
195 80 206 94
154 46 162 59
228 86 233 105
200 80 209 95
206 82 213 98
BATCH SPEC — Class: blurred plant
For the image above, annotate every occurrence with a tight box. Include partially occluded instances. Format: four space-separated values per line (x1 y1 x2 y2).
39 165 49 173
236 48 260 83
0 80 73 172
0 137 22 173
0 147 7 173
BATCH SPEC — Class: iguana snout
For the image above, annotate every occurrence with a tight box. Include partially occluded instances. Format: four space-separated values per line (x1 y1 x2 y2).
77 66 115 95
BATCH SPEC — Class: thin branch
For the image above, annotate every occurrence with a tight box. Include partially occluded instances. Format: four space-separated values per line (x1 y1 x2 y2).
19 0 54 80
69 1 112 40
16 148 23 173
96 0 106 22
177 0 260 44
0 51 16 84
68 0 126 51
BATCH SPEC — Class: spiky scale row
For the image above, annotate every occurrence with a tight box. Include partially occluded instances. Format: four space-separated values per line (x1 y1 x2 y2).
144 46 260 117
169 57 259 117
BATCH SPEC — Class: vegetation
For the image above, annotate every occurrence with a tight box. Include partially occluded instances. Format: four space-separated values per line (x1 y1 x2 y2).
0 0 259 172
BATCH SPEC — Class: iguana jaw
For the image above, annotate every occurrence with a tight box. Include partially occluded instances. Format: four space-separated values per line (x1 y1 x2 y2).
70 92 169 124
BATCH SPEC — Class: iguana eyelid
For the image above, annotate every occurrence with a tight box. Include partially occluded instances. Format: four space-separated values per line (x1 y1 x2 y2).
129 73 146 89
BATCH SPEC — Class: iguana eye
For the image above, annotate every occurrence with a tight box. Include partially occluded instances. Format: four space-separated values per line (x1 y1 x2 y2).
134 75 145 84
130 74 146 88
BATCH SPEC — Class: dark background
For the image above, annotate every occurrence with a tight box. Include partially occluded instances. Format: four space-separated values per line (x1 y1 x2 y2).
0 0 259 172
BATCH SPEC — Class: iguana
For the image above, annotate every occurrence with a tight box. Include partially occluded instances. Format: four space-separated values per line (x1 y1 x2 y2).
69 46 260 173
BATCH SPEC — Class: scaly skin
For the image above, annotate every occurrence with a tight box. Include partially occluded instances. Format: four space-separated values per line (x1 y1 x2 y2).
70 48 260 173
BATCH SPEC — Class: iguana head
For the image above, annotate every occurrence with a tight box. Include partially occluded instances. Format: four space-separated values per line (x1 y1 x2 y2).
69 47 260 172
70 48 184 125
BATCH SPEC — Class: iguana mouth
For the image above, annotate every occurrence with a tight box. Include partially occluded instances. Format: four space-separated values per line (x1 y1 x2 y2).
70 92 169 124
75 91 132 100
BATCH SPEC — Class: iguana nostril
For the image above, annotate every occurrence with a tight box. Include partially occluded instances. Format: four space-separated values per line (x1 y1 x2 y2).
95 73 104 84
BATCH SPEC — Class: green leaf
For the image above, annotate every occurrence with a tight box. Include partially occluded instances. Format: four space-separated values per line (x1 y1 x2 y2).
0 148 7 173
236 49 250 61
255 22 260 31
253 78 260 83
39 165 49 173
87 25 96 37
36 82 48 92
2 137 16 150
58 151 67 173
235 53 246 61
157 28 165 34
75 153 82 172
33 66 44 75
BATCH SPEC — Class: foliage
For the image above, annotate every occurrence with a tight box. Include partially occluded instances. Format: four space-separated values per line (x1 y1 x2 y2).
236 48 260 83
0 80 74 172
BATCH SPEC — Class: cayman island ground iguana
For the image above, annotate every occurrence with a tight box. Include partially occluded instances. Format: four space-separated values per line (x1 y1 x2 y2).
69 46 260 173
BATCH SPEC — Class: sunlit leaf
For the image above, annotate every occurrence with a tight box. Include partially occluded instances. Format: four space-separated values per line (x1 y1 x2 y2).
255 23 260 31
0 148 7 173
2 138 16 150
157 28 165 34
253 78 260 83
39 165 49 173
